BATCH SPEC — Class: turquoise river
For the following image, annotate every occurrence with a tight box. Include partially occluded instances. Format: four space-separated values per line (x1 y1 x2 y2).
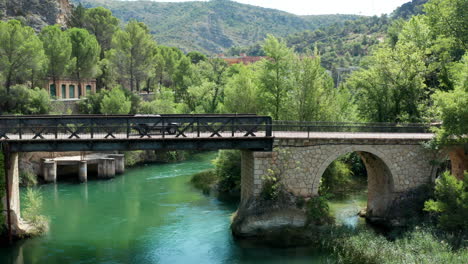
0 152 367 264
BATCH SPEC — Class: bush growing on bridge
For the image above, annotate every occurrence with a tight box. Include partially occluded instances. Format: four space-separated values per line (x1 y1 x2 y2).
424 171 468 232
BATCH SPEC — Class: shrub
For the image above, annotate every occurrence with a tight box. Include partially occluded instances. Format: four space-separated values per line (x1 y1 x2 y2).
123 151 145 167
19 169 38 187
0 85 50 115
214 150 241 194
319 159 353 195
22 188 49 236
424 171 468 232
140 89 178 114
260 169 282 201
190 169 218 194
306 195 334 225
324 226 468 264
100 87 131 114
78 90 106 114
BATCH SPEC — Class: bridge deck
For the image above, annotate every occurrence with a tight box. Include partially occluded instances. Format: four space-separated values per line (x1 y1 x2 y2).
0 115 434 152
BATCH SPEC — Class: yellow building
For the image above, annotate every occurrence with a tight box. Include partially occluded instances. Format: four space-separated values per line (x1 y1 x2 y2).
45 78 97 100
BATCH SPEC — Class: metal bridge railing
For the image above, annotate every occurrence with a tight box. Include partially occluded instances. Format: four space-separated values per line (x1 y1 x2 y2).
0 114 273 141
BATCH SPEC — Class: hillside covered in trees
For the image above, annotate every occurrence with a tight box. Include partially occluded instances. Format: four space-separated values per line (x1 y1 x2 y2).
71 0 360 54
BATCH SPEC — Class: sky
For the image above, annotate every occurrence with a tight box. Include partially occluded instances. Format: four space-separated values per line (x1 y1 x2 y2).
121 0 411 16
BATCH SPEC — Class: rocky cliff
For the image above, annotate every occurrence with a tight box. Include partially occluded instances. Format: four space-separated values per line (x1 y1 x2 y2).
0 0 71 30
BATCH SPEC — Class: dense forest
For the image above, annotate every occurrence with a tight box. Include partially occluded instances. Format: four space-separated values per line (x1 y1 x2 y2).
71 0 361 54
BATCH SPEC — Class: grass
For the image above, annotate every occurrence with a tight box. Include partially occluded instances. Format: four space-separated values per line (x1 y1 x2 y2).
319 225 468 264
22 188 49 236
190 169 219 194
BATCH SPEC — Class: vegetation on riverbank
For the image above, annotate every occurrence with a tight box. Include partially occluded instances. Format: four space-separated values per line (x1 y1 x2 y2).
319 225 467 264
22 188 49 236
190 150 241 198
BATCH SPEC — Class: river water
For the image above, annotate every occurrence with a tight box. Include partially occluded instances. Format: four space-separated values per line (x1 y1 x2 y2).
0 152 366 264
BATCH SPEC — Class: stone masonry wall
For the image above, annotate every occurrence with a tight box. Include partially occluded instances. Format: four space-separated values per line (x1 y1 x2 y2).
241 138 439 219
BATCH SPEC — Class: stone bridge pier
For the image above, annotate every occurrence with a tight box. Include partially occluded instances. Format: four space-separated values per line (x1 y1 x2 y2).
240 137 440 223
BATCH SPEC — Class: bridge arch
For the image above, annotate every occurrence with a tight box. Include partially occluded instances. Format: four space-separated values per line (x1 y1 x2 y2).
314 146 397 218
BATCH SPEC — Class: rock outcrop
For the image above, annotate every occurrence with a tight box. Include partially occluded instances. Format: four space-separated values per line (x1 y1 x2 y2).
0 0 72 30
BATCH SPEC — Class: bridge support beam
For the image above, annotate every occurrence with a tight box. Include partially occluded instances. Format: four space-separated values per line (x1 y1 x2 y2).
108 154 125 174
2 152 31 237
98 158 115 179
79 161 87 183
42 160 57 183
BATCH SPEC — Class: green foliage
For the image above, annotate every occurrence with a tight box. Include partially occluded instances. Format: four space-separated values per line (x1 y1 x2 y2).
424 0 468 50
22 188 48 236
0 85 50 115
424 171 468 232
68 3 87 28
40 25 73 87
222 64 259 114
324 226 468 264
108 20 155 91
306 195 334 225
83 7 119 55
431 54 468 144
319 160 353 195
67 27 101 84
19 169 37 188
77 89 106 114
123 151 145 167
186 51 207 64
259 35 295 120
347 40 427 122
290 50 335 121
214 150 241 194
100 88 131 114
0 20 46 93
260 169 282 201
190 169 219 194
140 89 179 114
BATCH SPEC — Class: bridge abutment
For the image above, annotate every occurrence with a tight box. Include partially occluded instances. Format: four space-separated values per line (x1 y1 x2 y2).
2 152 32 237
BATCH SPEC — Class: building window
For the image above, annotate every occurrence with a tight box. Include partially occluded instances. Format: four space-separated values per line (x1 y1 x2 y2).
86 85 92 96
50 84 56 98
61 84 66 99
69 85 75 98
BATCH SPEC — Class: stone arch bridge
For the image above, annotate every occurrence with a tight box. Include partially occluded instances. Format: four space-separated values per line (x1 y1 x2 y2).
0 115 465 240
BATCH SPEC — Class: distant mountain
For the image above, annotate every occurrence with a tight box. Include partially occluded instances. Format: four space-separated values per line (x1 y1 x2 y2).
71 0 361 54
